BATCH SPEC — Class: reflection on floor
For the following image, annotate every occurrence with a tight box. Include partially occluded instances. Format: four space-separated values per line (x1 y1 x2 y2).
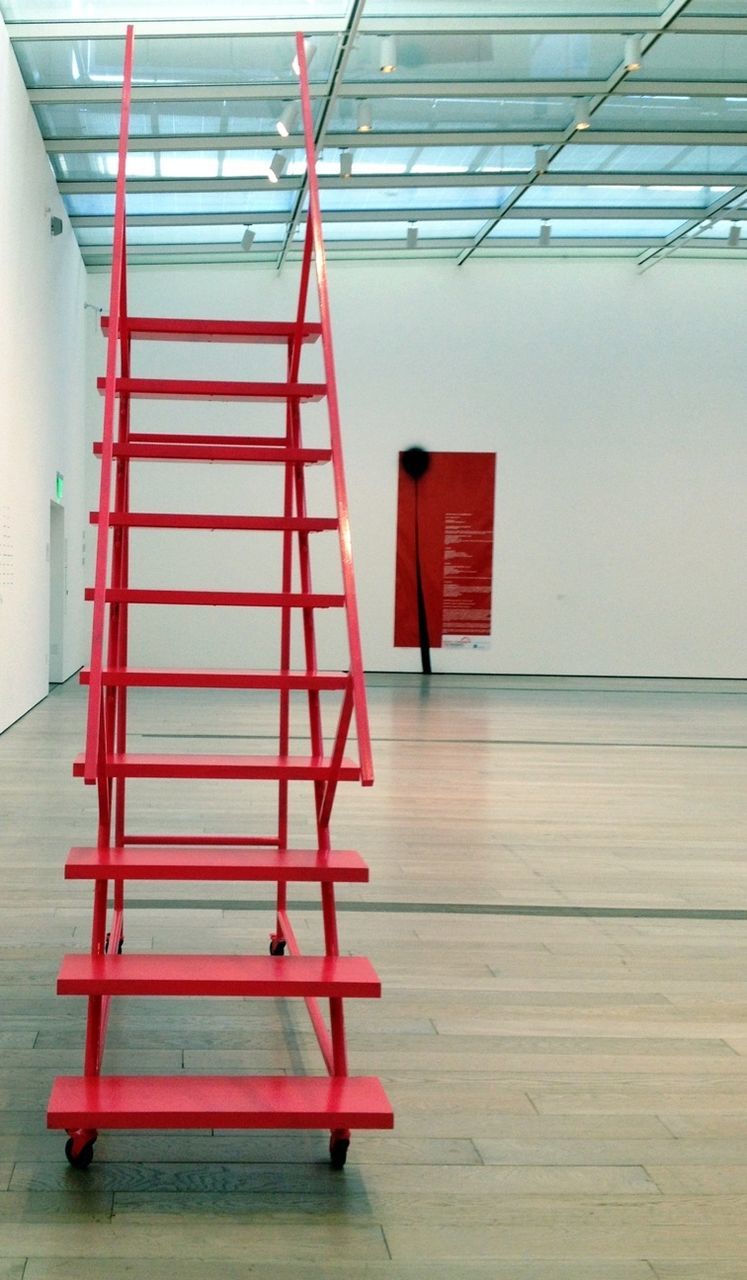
0 673 746 1278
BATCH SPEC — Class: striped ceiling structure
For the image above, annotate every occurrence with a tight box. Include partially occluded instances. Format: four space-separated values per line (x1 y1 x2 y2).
3 1 747 269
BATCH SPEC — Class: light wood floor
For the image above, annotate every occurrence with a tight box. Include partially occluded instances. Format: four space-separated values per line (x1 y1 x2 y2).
1 672 746 1279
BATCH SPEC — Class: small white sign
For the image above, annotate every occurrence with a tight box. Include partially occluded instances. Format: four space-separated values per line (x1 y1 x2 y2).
442 635 491 651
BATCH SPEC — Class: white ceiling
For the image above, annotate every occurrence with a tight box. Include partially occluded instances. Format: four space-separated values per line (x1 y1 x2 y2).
3 1 747 268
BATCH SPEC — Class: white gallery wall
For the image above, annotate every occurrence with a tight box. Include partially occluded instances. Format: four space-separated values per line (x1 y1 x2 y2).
0 16 87 733
85 256 746 679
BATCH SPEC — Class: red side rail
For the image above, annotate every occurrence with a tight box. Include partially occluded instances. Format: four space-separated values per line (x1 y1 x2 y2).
83 24 135 784
295 32 374 787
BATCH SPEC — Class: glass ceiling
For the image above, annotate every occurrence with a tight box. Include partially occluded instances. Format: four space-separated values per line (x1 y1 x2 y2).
3 0 747 267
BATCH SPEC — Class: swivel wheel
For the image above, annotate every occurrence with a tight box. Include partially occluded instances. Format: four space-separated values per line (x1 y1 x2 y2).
329 1135 350 1170
64 1132 97 1170
269 939 287 956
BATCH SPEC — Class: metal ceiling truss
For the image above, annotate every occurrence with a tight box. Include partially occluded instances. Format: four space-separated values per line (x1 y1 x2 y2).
43 129 747 155
8 0 747 267
55 172 747 196
9 15 747 38
276 0 366 268
72 205 730 230
456 0 697 266
30 80 747 106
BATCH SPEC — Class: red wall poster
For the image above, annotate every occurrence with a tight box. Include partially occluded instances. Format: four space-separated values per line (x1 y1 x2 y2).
394 451 496 650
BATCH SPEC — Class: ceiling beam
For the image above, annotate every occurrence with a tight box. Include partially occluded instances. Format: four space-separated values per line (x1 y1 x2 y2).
275 0 365 269
11 15 747 38
28 81 747 107
637 185 747 270
79 236 670 261
56 172 742 196
456 0 698 266
43 129 747 155
69 206 713 230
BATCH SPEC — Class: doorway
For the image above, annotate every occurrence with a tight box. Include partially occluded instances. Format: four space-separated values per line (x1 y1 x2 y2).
49 500 66 684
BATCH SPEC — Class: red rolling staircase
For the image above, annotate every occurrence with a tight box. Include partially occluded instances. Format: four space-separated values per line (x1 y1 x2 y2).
47 28 393 1171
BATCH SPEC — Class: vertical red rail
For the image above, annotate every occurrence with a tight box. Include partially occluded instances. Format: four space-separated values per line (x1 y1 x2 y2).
83 24 135 783
295 33 374 786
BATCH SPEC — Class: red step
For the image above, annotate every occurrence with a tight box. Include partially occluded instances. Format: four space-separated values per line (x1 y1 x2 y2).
48 1074 394 1131
129 432 288 446
84 588 344 608
73 753 361 781
58 954 381 998
93 442 331 465
91 513 338 532
103 316 322 345
97 377 326 402
65 845 369 883
79 668 349 690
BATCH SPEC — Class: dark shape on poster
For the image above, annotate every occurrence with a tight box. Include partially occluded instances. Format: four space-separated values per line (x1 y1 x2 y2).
400 447 432 674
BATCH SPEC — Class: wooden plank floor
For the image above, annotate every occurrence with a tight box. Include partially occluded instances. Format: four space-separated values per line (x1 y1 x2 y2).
0 672 746 1279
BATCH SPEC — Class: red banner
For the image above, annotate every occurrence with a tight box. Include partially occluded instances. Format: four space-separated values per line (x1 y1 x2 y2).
394 451 496 649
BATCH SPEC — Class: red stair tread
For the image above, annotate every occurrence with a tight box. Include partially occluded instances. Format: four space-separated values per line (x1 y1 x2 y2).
103 316 322 345
97 377 326 402
80 668 350 690
127 432 286 448
48 1074 394 1131
73 753 361 781
65 845 369 883
58 954 381 998
92 514 338 532
84 588 344 608
129 432 289 446
93 441 331 464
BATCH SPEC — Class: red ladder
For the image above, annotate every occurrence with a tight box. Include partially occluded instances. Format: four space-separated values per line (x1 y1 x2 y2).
47 28 393 1172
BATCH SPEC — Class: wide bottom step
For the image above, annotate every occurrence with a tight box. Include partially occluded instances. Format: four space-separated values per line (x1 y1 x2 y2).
48 1075 394 1130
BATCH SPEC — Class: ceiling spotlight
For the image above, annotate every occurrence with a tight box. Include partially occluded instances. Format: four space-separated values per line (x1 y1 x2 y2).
267 151 287 183
574 100 591 131
380 35 397 74
241 226 255 251
624 35 643 72
728 223 741 247
357 99 373 133
539 220 552 247
340 147 353 179
406 222 418 249
534 146 551 174
291 38 315 78
276 102 296 138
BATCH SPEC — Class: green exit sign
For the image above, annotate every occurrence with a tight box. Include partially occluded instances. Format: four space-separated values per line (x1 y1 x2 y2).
55 472 64 502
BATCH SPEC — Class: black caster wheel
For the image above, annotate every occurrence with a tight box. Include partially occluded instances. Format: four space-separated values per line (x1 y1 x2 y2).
269 939 287 956
64 1136 96 1170
104 933 124 955
329 1136 350 1170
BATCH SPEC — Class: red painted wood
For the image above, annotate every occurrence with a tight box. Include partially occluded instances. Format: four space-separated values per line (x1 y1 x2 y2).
96 377 327 402
84 23 135 784
84 588 344 608
58 953 381 999
295 33 373 787
124 834 279 847
51 31 388 1152
103 316 322 344
91 514 338 532
65 845 369 883
72 753 361 781
93 442 331 465
129 432 287 446
80 668 350 690
48 1074 394 1131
